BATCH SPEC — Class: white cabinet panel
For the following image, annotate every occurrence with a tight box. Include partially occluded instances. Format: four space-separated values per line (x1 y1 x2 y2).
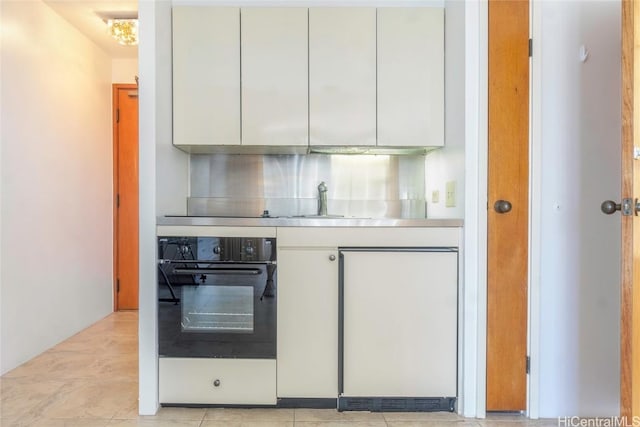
309 8 376 146
172 7 240 146
241 8 308 147
277 248 339 397
342 250 457 397
277 227 460 248
159 358 276 404
377 8 444 147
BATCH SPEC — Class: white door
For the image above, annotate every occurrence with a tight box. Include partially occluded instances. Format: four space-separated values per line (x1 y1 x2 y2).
531 0 621 416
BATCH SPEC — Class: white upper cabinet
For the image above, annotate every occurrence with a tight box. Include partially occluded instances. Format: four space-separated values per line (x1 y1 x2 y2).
309 8 377 146
241 8 308 147
171 6 445 151
377 8 444 147
172 7 240 146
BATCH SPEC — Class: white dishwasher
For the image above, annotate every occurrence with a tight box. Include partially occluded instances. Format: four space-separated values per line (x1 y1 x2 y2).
339 248 457 412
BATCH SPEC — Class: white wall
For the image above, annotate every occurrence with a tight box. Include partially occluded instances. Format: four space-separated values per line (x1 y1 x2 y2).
0 0 113 374
534 0 621 417
425 0 465 219
156 2 189 217
112 58 139 84
138 0 181 415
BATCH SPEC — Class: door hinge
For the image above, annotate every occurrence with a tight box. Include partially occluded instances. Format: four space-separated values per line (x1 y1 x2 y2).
634 146 640 160
116 108 120 123
117 194 120 208
526 355 530 374
117 279 120 293
528 38 533 57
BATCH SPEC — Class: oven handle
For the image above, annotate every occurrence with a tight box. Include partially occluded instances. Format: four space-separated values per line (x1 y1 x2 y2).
172 267 262 275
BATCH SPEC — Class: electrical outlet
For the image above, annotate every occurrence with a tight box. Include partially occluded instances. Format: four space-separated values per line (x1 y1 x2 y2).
445 181 456 207
432 190 440 203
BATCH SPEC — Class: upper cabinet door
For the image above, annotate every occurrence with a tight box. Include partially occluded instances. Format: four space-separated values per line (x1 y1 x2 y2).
172 7 240 146
241 8 308 147
309 8 376 146
377 8 444 147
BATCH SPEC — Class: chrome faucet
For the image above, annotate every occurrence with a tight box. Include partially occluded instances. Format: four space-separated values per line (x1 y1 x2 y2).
318 181 328 216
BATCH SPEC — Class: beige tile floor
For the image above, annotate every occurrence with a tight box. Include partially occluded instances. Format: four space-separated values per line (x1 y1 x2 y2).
0 312 560 426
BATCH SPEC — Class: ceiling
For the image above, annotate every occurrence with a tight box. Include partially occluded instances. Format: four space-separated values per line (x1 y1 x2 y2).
44 0 138 59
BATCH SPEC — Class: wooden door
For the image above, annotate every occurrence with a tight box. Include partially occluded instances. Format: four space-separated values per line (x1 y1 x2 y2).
113 84 139 310
621 0 640 419
486 0 529 411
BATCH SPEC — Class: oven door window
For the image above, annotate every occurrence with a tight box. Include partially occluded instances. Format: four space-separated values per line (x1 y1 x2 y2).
182 285 254 333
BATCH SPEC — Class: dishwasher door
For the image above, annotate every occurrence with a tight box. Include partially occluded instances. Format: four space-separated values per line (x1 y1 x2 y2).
339 248 458 409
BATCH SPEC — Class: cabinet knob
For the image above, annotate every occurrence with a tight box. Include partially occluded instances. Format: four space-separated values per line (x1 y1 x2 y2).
213 379 221 387
329 254 336 261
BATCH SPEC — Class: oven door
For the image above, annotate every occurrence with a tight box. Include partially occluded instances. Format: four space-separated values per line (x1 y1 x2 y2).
158 263 276 359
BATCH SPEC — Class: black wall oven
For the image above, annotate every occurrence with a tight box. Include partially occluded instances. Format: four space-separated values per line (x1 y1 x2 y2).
157 236 276 360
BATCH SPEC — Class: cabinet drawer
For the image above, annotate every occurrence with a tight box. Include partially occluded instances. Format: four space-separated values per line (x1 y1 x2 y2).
159 358 276 405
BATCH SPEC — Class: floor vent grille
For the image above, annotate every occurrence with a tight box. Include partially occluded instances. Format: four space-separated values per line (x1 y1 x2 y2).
338 397 456 412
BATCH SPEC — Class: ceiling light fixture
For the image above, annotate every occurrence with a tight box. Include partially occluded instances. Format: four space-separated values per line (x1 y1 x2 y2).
107 18 138 46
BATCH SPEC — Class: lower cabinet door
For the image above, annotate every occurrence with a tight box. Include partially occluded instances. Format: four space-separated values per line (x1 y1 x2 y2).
159 358 276 405
341 250 458 397
277 248 339 398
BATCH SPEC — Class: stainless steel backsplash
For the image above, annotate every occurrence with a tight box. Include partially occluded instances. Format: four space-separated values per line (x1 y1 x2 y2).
189 154 426 218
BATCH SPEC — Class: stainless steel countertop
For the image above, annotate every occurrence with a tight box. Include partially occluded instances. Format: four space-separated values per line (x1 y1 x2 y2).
157 216 463 228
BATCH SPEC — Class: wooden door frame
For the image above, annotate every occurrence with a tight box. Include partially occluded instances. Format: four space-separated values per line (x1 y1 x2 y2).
112 83 138 311
621 0 639 419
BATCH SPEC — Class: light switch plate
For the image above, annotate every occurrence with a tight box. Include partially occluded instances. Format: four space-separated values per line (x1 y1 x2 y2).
432 190 440 203
445 181 456 207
